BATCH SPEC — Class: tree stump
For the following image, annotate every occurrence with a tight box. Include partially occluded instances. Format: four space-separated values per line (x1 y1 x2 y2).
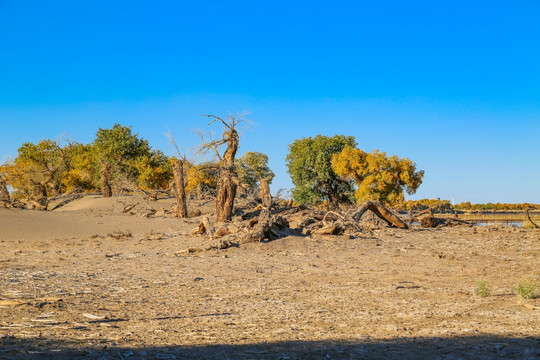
260 178 272 208
173 159 188 218
100 161 112 198
243 208 274 243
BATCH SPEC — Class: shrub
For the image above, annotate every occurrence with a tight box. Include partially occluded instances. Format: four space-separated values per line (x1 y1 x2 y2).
475 280 492 298
514 278 537 299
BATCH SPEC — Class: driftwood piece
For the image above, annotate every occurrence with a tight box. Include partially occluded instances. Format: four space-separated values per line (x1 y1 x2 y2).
191 216 215 237
351 201 409 229
215 225 232 237
313 223 344 235
123 203 138 213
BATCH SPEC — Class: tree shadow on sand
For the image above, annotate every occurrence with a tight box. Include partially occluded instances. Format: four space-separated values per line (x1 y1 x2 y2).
0 335 538 359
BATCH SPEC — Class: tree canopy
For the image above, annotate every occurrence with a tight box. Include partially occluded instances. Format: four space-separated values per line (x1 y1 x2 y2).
286 135 357 207
332 146 424 206
93 123 151 165
2 140 74 208
236 151 275 191
2 124 175 206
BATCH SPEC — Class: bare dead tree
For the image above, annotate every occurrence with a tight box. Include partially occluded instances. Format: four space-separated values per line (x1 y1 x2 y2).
166 132 189 218
173 159 188 218
199 113 249 222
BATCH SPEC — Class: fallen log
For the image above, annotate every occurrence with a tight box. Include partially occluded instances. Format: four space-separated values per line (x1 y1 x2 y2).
351 201 409 229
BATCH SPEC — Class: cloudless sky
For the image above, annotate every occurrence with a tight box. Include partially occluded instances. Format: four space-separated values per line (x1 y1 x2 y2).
1 0 539 203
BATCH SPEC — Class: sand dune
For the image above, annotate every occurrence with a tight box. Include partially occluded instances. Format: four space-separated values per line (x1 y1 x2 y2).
0 195 200 242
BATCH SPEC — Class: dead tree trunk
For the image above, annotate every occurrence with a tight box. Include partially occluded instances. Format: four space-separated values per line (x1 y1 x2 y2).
260 178 272 208
351 200 409 229
216 167 237 222
216 129 239 222
31 181 49 210
173 159 188 218
0 176 10 205
100 161 112 198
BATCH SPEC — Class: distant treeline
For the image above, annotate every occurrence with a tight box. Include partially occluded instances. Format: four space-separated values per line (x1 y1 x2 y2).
398 199 540 212
453 202 540 211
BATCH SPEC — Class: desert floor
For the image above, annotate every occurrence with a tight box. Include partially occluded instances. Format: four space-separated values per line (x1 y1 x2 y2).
0 195 538 359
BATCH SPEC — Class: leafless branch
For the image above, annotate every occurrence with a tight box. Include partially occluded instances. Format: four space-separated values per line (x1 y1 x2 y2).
195 130 224 161
165 131 186 160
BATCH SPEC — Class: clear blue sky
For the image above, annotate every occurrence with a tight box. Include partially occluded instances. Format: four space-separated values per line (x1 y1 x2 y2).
1 1 539 203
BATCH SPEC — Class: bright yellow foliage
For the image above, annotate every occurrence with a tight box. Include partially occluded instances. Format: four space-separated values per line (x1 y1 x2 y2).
184 161 218 197
332 146 424 206
62 143 99 192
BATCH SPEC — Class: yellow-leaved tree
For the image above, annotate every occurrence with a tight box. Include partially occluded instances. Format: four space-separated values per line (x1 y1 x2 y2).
331 146 424 206
184 161 219 199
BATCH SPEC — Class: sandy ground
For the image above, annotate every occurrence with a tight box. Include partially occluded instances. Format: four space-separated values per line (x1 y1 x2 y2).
0 195 539 359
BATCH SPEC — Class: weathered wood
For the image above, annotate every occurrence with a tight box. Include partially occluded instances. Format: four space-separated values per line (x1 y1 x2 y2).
100 161 112 198
215 128 239 222
260 178 272 208
243 208 274 243
173 159 188 218
123 203 138 213
313 223 344 235
351 201 409 229
216 167 237 222
191 216 215 237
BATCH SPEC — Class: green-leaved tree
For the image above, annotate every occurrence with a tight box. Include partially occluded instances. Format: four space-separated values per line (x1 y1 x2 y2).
236 151 275 191
286 135 356 207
